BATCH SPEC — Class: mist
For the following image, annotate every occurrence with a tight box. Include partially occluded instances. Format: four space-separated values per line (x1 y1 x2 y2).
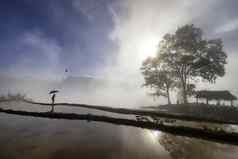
2 1 238 159
1 0 238 106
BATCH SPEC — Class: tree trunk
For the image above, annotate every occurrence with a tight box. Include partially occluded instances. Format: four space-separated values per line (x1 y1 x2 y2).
167 88 171 105
182 82 188 104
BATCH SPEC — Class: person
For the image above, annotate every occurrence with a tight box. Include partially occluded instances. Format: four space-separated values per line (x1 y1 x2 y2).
51 93 56 113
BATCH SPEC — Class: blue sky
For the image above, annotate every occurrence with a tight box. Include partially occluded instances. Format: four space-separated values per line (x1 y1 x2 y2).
1 0 238 103
1 0 238 86
0 0 118 78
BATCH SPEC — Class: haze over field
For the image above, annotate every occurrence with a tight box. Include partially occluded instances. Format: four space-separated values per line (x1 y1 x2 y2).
1 0 238 105
2 1 238 159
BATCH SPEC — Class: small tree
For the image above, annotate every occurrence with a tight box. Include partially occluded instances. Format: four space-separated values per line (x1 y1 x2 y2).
157 24 227 103
141 57 176 104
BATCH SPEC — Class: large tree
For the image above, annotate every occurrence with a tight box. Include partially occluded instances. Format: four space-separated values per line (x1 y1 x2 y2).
141 57 176 104
142 24 227 104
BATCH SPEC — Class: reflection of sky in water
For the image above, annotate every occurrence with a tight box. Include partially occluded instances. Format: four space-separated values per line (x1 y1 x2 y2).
0 101 238 159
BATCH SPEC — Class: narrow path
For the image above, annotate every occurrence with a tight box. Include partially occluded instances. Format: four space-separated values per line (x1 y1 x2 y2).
0 106 238 146
24 100 238 125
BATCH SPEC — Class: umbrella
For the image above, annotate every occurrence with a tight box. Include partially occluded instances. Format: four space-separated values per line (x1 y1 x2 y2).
49 90 59 94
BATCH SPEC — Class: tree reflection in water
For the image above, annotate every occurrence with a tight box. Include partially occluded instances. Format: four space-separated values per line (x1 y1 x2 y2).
159 133 218 159
158 124 237 159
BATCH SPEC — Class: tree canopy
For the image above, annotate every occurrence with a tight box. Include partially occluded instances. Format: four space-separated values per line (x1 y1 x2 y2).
141 57 176 104
141 24 227 104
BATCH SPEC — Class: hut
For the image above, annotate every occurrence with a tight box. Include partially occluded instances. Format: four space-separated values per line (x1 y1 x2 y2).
195 90 237 106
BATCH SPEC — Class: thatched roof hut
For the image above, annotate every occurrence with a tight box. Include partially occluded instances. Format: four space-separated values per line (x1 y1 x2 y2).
195 90 237 106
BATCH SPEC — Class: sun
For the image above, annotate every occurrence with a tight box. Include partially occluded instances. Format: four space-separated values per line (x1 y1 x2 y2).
138 35 159 61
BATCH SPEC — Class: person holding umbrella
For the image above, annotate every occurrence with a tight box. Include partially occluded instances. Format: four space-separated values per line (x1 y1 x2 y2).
49 90 59 113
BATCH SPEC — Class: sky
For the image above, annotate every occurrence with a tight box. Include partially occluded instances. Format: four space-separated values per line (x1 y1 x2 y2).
1 0 238 95
0 0 118 78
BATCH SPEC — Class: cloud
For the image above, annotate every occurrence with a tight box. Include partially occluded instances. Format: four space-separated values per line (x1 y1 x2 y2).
106 0 217 80
104 0 238 102
2 0 238 104
71 0 103 21
8 31 63 79
214 18 238 34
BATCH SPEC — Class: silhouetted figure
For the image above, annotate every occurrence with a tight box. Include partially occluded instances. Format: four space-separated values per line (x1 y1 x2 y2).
49 89 59 113
51 93 56 113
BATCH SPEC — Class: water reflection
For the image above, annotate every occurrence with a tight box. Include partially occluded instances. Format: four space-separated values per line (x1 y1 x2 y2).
157 124 238 159
0 101 171 159
151 130 161 139
1 101 238 159
160 133 218 159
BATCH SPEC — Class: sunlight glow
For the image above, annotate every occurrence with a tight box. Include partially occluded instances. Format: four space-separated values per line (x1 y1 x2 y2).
151 130 161 139
138 35 159 61
145 130 161 144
